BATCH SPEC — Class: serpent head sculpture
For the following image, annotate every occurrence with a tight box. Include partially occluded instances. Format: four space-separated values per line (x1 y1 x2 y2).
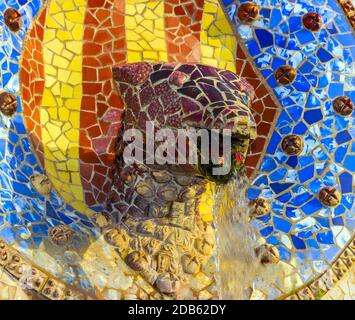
0 0 352 301
17 0 259 297
91 62 257 296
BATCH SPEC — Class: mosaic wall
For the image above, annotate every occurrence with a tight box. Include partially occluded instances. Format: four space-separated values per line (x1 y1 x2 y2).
221 0 355 296
0 0 354 299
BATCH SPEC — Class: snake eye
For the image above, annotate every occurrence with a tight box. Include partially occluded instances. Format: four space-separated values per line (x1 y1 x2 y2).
4 8 22 32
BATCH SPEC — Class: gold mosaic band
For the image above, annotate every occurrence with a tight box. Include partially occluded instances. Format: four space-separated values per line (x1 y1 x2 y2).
1 232 353 300
0 237 95 300
337 0 355 28
280 236 355 300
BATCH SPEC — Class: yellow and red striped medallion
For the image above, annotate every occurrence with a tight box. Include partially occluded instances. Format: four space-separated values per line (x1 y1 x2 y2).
20 0 277 216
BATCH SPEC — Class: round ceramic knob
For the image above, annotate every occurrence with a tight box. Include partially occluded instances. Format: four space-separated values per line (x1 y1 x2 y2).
30 174 52 195
249 198 271 219
275 66 297 85
255 244 280 265
302 12 322 31
333 96 354 116
0 92 18 116
49 225 74 246
318 186 341 207
236 2 259 23
281 134 303 156
4 8 22 32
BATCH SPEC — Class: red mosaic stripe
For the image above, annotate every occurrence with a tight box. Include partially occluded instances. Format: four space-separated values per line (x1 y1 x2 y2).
80 0 126 207
20 7 46 168
235 44 279 178
164 0 204 63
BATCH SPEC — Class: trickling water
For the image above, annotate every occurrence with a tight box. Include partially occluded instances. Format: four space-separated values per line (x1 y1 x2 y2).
213 176 260 300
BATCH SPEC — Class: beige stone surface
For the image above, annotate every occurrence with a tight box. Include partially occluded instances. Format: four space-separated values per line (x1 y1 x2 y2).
0 270 32 300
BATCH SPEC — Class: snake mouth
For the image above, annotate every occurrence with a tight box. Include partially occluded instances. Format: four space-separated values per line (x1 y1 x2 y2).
197 130 249 185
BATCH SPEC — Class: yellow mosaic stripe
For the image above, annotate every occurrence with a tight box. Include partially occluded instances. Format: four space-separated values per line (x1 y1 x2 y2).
42 0 93 215
125 0 168 63
198 0 237 221
198 182 214 222
38 0 236 220
201 0 236 72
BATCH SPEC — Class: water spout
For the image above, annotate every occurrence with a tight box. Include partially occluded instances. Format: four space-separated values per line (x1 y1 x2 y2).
213 176 260 299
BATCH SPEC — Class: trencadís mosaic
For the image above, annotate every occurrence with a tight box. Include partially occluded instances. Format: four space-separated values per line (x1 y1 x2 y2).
222 0 354 292
0 0 353 300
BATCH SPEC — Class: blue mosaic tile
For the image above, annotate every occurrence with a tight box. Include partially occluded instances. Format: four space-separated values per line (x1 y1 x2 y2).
222 0 355 279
